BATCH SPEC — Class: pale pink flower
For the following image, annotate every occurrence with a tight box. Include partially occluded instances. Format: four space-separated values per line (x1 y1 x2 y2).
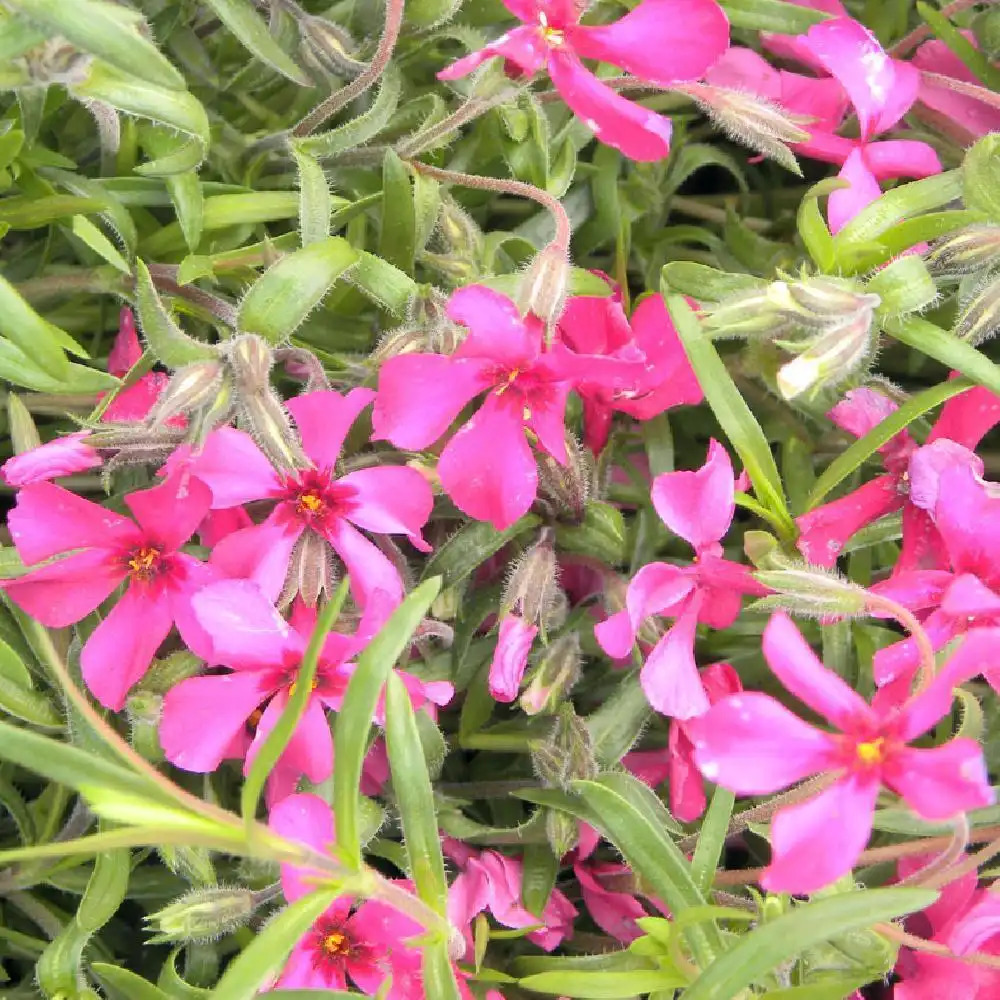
595 440 765 719
437 0 730 162
688 613 994 893
1 432 101 486
0 476 214 710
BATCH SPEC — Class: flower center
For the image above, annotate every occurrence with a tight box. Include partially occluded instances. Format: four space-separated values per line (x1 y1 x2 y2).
539 13 564 46
296 490 326 517
127 546 163 582
322 931 350 957
855 737 885 766
495 367 521 395
287 676 319 698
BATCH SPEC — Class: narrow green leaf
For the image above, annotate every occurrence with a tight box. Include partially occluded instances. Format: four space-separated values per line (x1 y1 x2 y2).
587 673 651 767
242 579 348 822
519 969 686 997
134 259 216 366
203 0 309 85
291 144 331 247
805 378 973 508
682 888 938 1000
5 0 186 91
665 292 794 539
334 578 442 869
0 340 118 393
554 502 626 565
379 149 417 276
422 940 463 1000
660 262 761 302
385 672 449 914
521 843 558 918
421 515 541 590
212 891 341 1000
690 787 735 895
238 237 360 343
77 842 130 931
68 215 131 273
344 250 419 317
963 133 1000 220
0 276 71 376
717 0 832 31
868 254 938 317
93 964 171 1000
796 178 843 272
0 670 62 727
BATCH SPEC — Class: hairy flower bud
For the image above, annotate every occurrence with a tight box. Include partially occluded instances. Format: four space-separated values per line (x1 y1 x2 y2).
518 242 571 332
545 807 579 858
145 886 256 944
520 633 581 715
503 535 560 626
536 435 592 522
753 564 868 619
927 225 1000 277
150 360 225 426
954 274 1000 345
531 704 598 790
372 288 465 361
299 15 365 76
126 691 163 762
225 334 275 396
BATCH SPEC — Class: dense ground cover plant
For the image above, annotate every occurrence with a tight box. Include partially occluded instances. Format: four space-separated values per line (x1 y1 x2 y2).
2 0 1000 997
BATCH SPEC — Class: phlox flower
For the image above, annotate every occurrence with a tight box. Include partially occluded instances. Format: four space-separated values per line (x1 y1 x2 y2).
0 475 214 710
570 825 647 943
167 388 433 614
373 286 582 531
687 612 994 893
437 0 730 162
1 432 102 487
101 306 173 422
796 383 1000 572
595 440 765 719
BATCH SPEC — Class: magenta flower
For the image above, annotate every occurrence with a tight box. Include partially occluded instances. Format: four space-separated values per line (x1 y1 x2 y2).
556 291 703 453
437 0 730 162
595 440 765 719
168 388 433 612
373 286 583 530
489 614 538 703
1 432 101 487
687 613 994 893
797 384 1000 572
0 476 214 709
101 307 173 423
269 794 420 993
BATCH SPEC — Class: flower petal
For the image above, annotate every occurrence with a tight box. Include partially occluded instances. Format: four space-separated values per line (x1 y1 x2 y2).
688 692 837 795
884 740 994 820
269 792 336 902
438 393 537 531
1 433 101 486
489 615 538 703
828 147 882 234
547 49 673 162
450 285 539 365
323 518 404 611
934 463 1000 584
338 466 434 551
286 388 376 471
762 612 875 729
124 475 212 552
209 513 300 605
762 775 880 893
437 24 548 81
640 602 710 719
863 140 942 181
928 383 1000 450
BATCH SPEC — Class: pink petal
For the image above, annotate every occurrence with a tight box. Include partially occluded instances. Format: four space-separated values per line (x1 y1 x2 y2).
449 285 538 365
102 374 169 423
371 353 490 451
489 615 538 703
124 475 211 552
761 0 848 72
208 514 300 605
198 506 253 548
873 609 960 687
706 46 780 99
0 548 124 627
338 466 434 551
547 49 673 162
913 40 1000 139
688 692 837 794
557 294 632 355
1 433 101 486
438 393 537 531
669 721 707 822
948 891 1000 955
160 669 279 772
437 24 548 81
828 147 881 234
863 140 942 181
796 475 903 567
928 384 1000 450
166 428 280 508
941 573 1000 618
168 555 220 664
896 504 950 575
946 627 1000 697
81 586 173 710
762 612 875 729
908 441 983 513
108 307 141 375
594 562 694 659
934 463 1000 583
884 740 994 820
323 518 404 610
762 775 880 893
276 938 348 992
286 388 376 471
651 439 734 552
567 0 731 86
640 601 709 719
574 861 646 943
803 18 919 139
829 386 900 439
247 690 333 785
7 482 139 565
269 792 336 902
192 579 299 669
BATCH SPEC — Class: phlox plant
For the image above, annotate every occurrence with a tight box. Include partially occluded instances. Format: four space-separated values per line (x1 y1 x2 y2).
3 1 1000 999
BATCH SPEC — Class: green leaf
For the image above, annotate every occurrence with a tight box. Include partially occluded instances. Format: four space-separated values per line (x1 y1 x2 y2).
963 133 1000 220
867 254 937 317
917 1 1000 91
554 502 626 565
665 292 794 540
68 214 131 273
717 0 832 31
660 262 761 302
77 841 130 931
421 515 541 590
385 672 449 915
0 194 104 229
805 377 973 508
93 964 172 1000
5 0 186 91
422 939 463 1000
334 578 442 869
0 668 62 728
344 250 419 317
291 144 331 247
238 237 360 343
586 673 651 767
380 149 417 277
141 128 204 247
519 969 686 997
690 787 735 895
796 178 844 272
242 579 348 822
202 0 310 85
681 888 938 1000
134 259 216 366
212 890 341 1000
0 275 71 378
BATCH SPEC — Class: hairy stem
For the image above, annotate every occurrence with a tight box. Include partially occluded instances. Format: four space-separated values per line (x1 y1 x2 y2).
865 592 938 690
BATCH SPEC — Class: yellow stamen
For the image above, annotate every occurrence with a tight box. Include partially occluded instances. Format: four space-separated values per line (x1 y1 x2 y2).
856 737 885 766
127 546 161 580
322 931 349 956
296 492 325 515
495 368 521 396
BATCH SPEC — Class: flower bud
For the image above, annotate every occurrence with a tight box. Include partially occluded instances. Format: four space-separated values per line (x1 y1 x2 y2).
776 307 875 400
372 288 465 361
545 807 579 858
742 530 788 571
536 435 592 521
503 535 560 626
520 633 581 715
777 278 875 324
145 886 256 944
299 15 365 76
927 225 1000 277
438 196 483 261
954 274 1000 345
7 391 41 455
281 528 338 608
1 431 101 486
225 334 275 396
126 691 163 762
531 704 598 790
703 287 793 339
238 385 307 470
518 242 571 332
150 360 225 426
752 564 868 619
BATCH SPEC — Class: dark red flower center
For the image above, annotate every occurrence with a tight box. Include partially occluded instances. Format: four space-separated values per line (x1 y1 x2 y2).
278 469 358 530
126 545 165 583
306 913 373 978
486 363 556 419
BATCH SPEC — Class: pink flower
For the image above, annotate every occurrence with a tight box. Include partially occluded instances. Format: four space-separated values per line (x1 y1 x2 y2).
372 286 581 530
101 307 173 423
1 476 214 709
556 291 703 453
437 0 730 162
797 384 1000 572
595 440 765 719
688 613 994 893
444 839 576 955
269 794 421 993
168 388 432 612
1 432 101 486
489 614 538 702
760 0 848 71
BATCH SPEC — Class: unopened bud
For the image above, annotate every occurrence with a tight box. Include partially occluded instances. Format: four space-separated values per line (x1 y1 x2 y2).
673 82 810 176
238 386 307 470
225 334 275 395
126 691 163 762
300 15 365 76
438 196 483 259
158 845 216 887
518 242 570 331
742 530 791 571
372 288 465 361
927 225 1000 277
145 886 256 944
777 278 875 323
520 633 581 715
752 564 868 618
545 807 579 858
503 535 560 626
703 287 792 339
954 274 1000 345
281 528 338 608
531 704 598 790
150 360 224 426
536 435 592 521
7 392 41 455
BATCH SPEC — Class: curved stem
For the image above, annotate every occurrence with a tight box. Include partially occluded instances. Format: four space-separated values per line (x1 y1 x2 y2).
865 591 937 690
890 0 995 57
875 922 1000 970
897 813 969 888
291 0 405 138
919 69 1000 110
407 160 572 253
